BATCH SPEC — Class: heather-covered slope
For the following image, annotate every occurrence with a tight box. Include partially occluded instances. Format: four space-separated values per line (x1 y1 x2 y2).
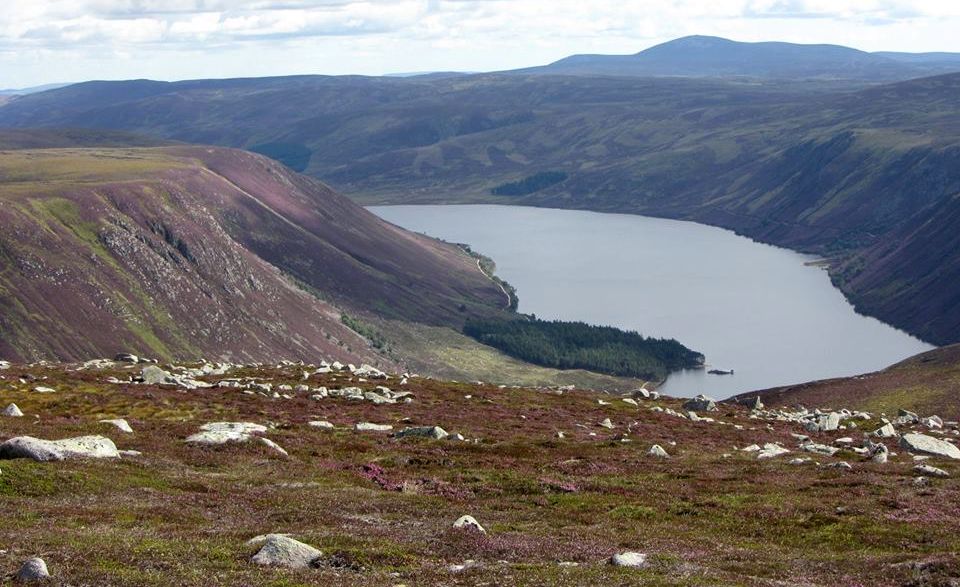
738 344 960 420
0 142 505 363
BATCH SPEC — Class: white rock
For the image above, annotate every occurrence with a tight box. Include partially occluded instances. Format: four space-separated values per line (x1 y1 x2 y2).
622 397 638 406
16 557 50 581
0 435 120 461
610 552 648 568
308 420 335 429
900 433 960 460
395 426 448 440
3 403 23 417
757 443 790 459
186 422 268 445
32 386 56 393
683 395 717 412
647 444 670 458
259 437 289 457
355 422 393 432
599 418 615 429
914 464 950 478
873 423 898 438
100 418 133 433
453 515 486 534
250 534 322 569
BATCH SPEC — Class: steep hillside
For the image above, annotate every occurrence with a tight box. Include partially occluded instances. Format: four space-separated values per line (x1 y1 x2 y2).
0 140 505 363
738 344 960 421
1 73 959 343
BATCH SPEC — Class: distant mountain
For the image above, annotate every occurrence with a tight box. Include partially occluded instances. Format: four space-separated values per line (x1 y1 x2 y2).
521 35 960 81
0 82 72 96
2 71 960 345
0 131 505 363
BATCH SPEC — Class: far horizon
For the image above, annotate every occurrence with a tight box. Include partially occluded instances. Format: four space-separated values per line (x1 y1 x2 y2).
2 1 960 88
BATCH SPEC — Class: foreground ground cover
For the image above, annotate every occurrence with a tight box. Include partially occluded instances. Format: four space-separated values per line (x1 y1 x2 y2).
0 360 957 586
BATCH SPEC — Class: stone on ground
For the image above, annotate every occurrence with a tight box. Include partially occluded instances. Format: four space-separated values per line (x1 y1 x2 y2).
100 418 134 433
394 426 448 440
647 444 670 458
914 464 950 478
3 403 24 417
453 515 486 534
0 435 120 462
610 552 649 568
186 422 268 445
899 433 960 460
308 420 335 429
250 534 322 569
355 422 393 432
16 557 50 581
683 395 717 412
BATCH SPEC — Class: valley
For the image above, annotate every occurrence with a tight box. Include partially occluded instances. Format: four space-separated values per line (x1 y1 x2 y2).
1 64 957 347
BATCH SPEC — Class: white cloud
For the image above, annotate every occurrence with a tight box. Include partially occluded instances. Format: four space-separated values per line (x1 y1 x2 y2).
0 0 958 87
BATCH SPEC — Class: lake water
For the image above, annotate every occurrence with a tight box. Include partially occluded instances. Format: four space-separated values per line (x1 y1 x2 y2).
370 205 934 399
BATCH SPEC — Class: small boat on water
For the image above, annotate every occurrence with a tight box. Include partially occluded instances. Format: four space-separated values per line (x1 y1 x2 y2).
708 368 735 375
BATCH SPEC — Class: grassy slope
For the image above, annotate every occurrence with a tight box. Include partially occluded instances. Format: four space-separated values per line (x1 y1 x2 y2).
0 361 957 586
2 75 959 343
738 344 960 420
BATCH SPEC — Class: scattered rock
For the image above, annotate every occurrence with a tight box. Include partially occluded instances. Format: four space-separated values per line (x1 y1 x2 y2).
914 464 950 478
801 442 839 456
141 365 172 385
394 426 448 440
186 422 268 445
757 443 790 459
114 353 139 363
899 433 960 460
873 423 898 438
599 418 615 429
308 420 335 429
452 515 486 534
16 557 50 581
805 412 841 433
250 534 322 569
448 560 479 573
3 403 24 417
0 435 120 461
259 437 289 457
32 386 56 393
355 422 393 432
647 444 670 458
870 443 889 464
828 461 853 470
610 552 648 568
683 395 717 412
100 418 133 433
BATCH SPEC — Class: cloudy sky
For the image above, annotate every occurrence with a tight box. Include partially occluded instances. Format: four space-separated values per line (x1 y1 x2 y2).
2 0 959 88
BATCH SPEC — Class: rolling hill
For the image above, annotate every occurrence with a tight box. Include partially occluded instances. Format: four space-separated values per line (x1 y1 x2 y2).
0 131 506 364
523 35 960 81
1 69 959 345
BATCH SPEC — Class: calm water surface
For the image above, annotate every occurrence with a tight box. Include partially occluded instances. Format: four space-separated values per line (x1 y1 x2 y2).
371 205 933 398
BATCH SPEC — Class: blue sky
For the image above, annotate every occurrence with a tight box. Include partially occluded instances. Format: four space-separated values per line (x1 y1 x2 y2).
2 0 959 88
